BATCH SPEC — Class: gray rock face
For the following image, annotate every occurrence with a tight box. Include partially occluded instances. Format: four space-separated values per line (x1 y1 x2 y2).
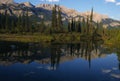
36 4 120 28
22 2 35 8
0 0 14 4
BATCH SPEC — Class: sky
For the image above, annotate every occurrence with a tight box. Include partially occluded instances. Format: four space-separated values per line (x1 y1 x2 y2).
14 0 120 20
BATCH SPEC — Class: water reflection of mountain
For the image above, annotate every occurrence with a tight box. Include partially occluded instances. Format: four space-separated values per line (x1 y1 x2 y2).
0 40 110 68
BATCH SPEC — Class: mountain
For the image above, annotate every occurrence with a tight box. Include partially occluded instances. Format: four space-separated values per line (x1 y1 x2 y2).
22 2 35 8
0 0 14 4
0 1 120 28
36 4 120 28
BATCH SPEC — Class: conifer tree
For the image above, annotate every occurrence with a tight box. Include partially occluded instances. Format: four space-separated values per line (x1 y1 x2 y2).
5 14 9 32
40 19 45 33
82 17 86 33
26 9 29 32
11 20 14 33
57 6 63 32
68 21 71 32
0 13 1 27
71 18 74 32
90 8 94 34
51 5 57 33
90 8 93 23
86 16 89 34
16 16 21 33
73 19 76 31
22 14 26 32
77 18 81 33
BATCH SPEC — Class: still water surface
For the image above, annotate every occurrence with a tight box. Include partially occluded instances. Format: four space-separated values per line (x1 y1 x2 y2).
0 41 120 81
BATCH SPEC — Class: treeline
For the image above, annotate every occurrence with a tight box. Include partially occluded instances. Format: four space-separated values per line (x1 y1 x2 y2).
0 12 52 34
51 5 63 33
0 5 106 36
0 11 33 33
105 28 120 45
67 8 106 37
0 5 63 34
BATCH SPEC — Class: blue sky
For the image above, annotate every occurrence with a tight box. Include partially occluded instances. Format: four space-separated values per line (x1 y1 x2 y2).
14 0 120 20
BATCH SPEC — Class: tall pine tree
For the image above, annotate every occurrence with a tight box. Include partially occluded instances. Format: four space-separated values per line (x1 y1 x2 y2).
57 6 63 32
51 5 57 33
77 17 81 33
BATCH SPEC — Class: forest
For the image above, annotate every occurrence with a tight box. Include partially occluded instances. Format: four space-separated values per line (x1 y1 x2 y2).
0 5 120 47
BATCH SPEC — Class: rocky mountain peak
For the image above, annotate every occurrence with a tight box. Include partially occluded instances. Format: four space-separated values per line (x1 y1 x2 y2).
0 0 14 4
21 2 35 8
80 11 109 22
36 4 55 10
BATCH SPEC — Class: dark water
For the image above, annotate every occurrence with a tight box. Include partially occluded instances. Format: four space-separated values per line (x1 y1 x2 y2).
0 40 120 81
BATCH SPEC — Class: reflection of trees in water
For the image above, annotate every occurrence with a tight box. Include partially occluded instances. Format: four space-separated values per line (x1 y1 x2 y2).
0 43 51 65
0 40 108 70
50 45 61 70
116 51 120 70
50 40 103 70
67 40 103 68
119 63 120 71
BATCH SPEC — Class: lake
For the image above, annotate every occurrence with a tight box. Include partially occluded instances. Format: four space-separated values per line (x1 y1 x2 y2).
0 40 120 81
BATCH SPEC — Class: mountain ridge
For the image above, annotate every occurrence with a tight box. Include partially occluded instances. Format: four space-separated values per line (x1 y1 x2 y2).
0 1 120 28
0 0 14 4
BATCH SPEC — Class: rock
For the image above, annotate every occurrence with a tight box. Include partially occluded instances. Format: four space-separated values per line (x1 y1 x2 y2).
21 2 35 8
0 0 14 4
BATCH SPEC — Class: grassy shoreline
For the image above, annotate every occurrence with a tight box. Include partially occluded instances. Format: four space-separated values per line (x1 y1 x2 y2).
0 33 81 43
0 34 52 43
0 33 118 48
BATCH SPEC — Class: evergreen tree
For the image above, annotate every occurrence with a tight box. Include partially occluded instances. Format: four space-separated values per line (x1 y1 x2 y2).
86 16 89 34
11 20 15 33
90 8 94 34
0 13 3 31
54 5 57 32
82 17 86 33
21 14 26 32
0 13 1 29
73 19 76 31
77 18 81 33
68 21 71 32
5 14 9 32
51 5 57 33
57 6 63 32
16 15 21 33
24 8 30 32
90 8 93 23
71 18 74 32
40 19 45 33
52 6 55 31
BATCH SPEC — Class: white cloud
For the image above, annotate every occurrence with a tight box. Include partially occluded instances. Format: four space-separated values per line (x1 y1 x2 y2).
47 0 59 2
112 67 118 70
41 0 60 2
116 2 120 5
111 74 120 79
105 0 116 3
102 69 112 73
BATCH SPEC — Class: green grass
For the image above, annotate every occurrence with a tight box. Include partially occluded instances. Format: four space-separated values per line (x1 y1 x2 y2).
0 33 81 43
104 31 120 48
0 34 52 43
2 33 119 53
